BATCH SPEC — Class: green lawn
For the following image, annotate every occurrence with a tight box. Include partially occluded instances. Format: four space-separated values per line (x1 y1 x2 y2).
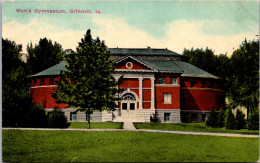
134 122 259 135
3 130 259 162
68 122 123 129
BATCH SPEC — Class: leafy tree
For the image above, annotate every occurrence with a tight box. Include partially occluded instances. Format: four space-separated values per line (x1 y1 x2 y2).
53 29 118 129
227 39 259 120
27 38 65 74
2 38 49 127
183 47 217 75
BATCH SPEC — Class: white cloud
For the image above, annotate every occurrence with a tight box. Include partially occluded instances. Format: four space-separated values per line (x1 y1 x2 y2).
3 16 258 60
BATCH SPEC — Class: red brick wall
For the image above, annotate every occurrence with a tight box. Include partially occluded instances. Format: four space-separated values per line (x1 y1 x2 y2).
30 86 68 109
119 78 139 88
155 86 180 109
180 88 225 111
143 79 151 88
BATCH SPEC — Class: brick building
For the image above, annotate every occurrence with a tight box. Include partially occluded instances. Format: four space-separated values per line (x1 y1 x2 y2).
29 48 225 123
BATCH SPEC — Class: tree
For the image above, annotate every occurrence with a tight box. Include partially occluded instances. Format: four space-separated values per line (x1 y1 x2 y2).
183 47 217 76
27 38 65 74
53 29 118 129
227 39 259 120
2 38 49 127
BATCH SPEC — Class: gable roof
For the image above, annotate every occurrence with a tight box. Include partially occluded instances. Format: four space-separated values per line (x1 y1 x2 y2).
108 48 181 56
30 52 218 79
114 56 157 72
30 61 67 77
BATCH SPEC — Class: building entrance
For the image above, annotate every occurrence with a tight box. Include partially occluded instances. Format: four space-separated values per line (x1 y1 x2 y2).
120 93 136 118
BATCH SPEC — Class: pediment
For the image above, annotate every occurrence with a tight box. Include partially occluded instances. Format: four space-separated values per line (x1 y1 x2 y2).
114 56 157 71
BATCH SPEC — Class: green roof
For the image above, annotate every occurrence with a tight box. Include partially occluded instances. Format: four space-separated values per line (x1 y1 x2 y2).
31 61 67 76
108 48 181 56
143 60 217 78
173 61 217 78
31 56 217 79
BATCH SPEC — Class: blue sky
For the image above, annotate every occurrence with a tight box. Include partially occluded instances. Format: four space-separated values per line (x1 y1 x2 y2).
2 1 259 56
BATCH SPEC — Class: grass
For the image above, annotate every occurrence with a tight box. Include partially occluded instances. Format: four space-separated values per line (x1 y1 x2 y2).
3 130 259 162
68 122 123 129
134 122 259 135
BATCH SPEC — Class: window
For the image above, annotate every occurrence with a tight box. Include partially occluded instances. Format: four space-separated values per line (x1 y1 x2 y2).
86 113 93 121
70 112 77 121
192 114 197 122
122 103 127 110
130 103 135 110
34 80 37 86
201 81 205 88
158 78 165 84
164 113 170 122
190 81 196 87
172 77 177 85
49 79 55 85
40 80 44 86
164 93 172 104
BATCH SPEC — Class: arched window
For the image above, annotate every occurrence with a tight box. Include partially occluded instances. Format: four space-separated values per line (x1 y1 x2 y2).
122 93 136 101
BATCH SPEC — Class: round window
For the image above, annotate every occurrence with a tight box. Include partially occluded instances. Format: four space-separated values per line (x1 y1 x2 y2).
126 62 133 69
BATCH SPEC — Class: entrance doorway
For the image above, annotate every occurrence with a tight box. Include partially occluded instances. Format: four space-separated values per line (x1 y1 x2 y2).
120 93 137 118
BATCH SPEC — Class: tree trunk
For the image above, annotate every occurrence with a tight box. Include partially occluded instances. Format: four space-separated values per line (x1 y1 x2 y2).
88 109 91 129
246 106 250 121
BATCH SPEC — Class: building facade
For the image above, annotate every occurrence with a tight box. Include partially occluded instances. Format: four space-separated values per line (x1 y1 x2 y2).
29 48 225 123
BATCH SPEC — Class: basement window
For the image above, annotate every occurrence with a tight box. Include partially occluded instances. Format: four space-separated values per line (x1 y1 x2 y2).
164 113 170 122
86 113 93 121
70 112 77 121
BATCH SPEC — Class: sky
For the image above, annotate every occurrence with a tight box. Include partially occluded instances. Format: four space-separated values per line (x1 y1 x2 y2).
2 1 259 57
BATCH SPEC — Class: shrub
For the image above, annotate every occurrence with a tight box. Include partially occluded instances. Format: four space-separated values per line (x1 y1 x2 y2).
206 109 219 127
218 109 225 128
248 110 259 130
225 109 236 130
27 103 49 128
48 109 70 128
235 109 246 129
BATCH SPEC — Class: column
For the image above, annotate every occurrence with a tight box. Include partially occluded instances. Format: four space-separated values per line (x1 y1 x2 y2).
114 76 119 110
151 77 155 110
139 78 143 109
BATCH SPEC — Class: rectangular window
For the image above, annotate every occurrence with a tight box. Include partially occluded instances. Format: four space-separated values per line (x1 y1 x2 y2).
164 113 170 122
86 113 93 121
122 103 127 110
40 80 44 86
49 79 55 85
190 81 196 87
192 114 197 122
201 81 205 88
163 93 172 104
130 103 135 110
70 112 77 121
158 78 165 84
34 80 37 86
172 77 177 85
